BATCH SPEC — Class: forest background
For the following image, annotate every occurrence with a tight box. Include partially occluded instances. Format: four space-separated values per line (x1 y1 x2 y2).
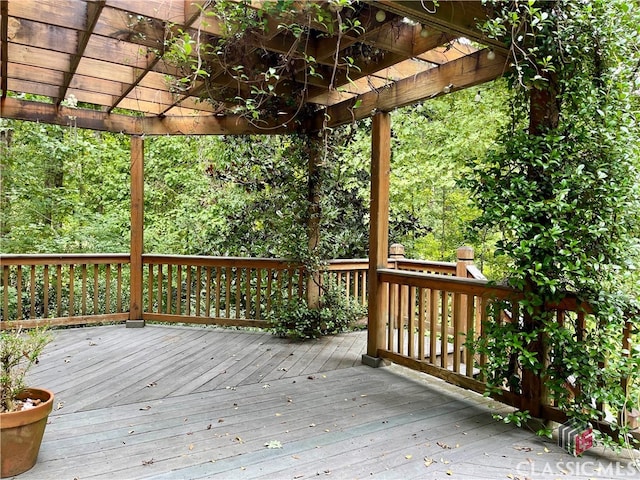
1 80 637 295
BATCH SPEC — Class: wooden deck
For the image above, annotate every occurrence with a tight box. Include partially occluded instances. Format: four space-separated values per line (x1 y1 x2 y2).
16 325 638 480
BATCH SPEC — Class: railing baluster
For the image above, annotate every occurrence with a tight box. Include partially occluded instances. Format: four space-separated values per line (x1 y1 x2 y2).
105 264 111 314
195 266 201 317
465 295 475 377
16 265 23 320
29 265 36 318
453 292 462 373
56 264 62 317
225 267 231 318
185 265 191 316
205 266 211 317
167 264 172 315
82 264 88 316
407 286 415 358
157 264 163 314
429 289 438 364
2 265 9 320
147 264 153 314
69 264 75 317
242 268 249 320
418 287 425 360
256 268 262 320
237 267 243 320
43 265 49 318
266 269 273 316
176 265 182 315
117 263 122 313
215 267 221 318
93 265 99 314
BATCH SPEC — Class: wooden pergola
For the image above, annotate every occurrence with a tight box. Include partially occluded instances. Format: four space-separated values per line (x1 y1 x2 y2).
0 0 509 360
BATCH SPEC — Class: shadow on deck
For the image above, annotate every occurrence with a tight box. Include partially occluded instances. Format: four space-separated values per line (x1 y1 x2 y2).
16 325 638 480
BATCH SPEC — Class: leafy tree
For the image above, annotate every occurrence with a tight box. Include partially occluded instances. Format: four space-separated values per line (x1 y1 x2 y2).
1 119 131 253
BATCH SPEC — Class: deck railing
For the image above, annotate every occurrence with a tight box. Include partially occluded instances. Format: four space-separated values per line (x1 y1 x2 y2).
1 250 634 436
1 254 131 328
142 255 305 328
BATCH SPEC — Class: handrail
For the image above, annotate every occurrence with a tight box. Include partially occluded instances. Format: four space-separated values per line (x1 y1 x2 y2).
378 268 519 299
0 253 130 266
143 254 299 269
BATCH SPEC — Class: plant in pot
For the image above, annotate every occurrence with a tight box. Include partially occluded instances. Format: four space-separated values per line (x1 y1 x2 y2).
1 327 53 478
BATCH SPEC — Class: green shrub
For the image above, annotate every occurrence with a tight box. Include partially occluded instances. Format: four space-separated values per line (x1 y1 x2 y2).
268 282 366 340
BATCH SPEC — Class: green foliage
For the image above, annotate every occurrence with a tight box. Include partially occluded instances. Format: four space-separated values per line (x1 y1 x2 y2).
1 119 131 253
0 327 52 412
470 0 640 443
163 0 363 124
268 281 366 340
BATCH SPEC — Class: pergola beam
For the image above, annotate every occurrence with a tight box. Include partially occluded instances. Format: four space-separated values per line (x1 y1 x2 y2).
309 48 508 130
377 0 508 54
0 96 296 135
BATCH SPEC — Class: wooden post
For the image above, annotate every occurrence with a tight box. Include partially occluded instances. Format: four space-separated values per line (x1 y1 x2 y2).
389 243 405 328
128 135 144 327
306 134 322 309
455 246 474 368
363 112 391 367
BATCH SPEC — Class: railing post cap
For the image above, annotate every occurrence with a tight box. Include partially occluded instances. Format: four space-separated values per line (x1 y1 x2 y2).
389 243 405 258
456 246 474 261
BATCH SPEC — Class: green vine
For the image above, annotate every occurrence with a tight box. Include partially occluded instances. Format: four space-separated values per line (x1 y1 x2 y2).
162 0 363 125
467 0 640 447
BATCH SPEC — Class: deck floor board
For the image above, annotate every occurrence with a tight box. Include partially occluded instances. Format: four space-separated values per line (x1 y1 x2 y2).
16 324 637 480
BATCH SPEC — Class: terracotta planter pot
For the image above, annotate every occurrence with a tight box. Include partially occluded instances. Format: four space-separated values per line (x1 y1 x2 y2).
0 388 54 478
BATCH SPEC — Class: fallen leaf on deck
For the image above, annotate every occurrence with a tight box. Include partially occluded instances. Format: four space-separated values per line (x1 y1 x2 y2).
424 457 434 467
235 436 244 443
309 423 316 427
139 405 151 411
265 440 283 449
437 441 452 449
513 446 532 452
262 384 270 389
207 424 212 430
129 430 135 434
188 444 194 450
146 382 157 388
405 454 413 460
446 469 453 475
56 402 64 410
142 458 154 466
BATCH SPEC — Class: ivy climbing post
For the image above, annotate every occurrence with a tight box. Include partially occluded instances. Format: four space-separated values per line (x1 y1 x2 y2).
306 133 323 310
